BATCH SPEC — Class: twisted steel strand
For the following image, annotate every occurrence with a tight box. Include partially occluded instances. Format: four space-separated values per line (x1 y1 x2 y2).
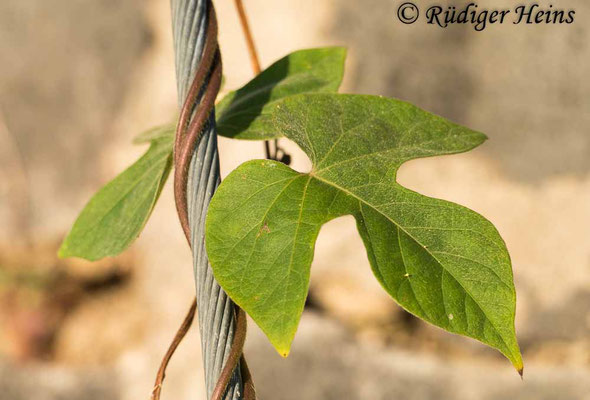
170 1 255 399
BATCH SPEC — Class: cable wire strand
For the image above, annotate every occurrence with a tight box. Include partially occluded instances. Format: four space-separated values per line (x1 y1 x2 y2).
167 1 256 399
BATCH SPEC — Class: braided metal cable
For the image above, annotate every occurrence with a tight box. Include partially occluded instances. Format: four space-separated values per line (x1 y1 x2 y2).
170 1 254 399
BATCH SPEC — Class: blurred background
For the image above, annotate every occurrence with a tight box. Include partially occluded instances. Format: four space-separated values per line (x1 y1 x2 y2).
0 0 589 399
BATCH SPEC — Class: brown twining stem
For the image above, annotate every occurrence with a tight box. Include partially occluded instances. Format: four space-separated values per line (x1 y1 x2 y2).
174 49 222 242
233 0 279 162
173 3 219 169
155 1 256 399
173 1 220 241
210 308 250 399
233 0 261 75
151 299 196 400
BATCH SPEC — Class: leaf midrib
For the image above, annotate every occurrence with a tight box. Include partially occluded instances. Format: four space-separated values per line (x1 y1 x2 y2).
314 131 485 175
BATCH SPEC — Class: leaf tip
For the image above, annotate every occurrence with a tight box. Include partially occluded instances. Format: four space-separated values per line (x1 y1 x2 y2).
57 240 103 262
512 356 524 379
270 336 294 359
470 130 488 147
273 342 292 358
57 244 68 259
57 238 75 260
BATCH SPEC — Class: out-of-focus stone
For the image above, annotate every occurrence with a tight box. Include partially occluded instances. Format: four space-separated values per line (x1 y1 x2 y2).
0 0 151 242
246 312 590 400
1 0 590 399
311 272 397 328
0 360 118 400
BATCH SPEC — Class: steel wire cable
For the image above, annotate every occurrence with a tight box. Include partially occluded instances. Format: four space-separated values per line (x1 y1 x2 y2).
169 1 256 399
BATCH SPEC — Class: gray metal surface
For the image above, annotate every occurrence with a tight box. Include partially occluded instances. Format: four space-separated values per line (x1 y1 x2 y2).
171 1 243 399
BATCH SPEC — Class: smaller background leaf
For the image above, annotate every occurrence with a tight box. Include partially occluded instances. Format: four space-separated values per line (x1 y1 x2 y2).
216 47 346 140
59 136 173 261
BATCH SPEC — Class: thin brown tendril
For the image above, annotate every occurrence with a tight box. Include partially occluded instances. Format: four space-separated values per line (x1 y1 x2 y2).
233 0 261 75
233 0 277 163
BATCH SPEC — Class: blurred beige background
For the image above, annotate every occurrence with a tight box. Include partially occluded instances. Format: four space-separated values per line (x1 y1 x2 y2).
0 0 589 399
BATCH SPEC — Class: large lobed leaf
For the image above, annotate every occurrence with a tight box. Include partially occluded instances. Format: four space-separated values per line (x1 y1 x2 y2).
216 47 346 139
206 94 522 372
59 136 173 261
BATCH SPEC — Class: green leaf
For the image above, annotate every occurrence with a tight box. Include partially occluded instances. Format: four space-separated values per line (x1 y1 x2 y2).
216 47 346 140
59 136 173 261
132 123 175 144
206 94 522 373
59 47 346 261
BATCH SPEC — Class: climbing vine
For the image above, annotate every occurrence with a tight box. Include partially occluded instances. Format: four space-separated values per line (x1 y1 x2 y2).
58 4 523 397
